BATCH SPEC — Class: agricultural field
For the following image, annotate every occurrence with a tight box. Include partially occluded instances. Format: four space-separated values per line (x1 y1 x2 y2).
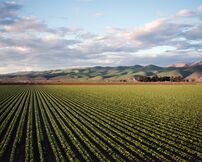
0 85 202 162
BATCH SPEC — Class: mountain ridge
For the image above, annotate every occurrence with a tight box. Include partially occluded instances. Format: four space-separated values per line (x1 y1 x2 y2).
167 61 202 68
0 61 202 83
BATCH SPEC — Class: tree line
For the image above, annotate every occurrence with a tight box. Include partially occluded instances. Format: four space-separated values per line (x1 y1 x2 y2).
136 76 184 82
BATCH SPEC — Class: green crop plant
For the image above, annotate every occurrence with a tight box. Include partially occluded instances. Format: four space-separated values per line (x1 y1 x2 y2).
0 85 201 162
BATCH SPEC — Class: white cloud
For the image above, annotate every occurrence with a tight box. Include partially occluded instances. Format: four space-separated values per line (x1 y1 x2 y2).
143 18 166 31
2 16 48 33
15 46 29 52
0 1 202 73
177 9 196 17
94 12 104 17
197 5 202 12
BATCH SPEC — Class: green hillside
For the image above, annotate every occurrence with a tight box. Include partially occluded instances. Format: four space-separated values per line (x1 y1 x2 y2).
0 63 202 82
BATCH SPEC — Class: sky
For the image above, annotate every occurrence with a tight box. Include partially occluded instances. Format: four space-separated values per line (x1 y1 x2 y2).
0 0 202 73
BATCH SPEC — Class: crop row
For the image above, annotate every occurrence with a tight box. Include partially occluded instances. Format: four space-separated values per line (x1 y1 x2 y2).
0 85 202 162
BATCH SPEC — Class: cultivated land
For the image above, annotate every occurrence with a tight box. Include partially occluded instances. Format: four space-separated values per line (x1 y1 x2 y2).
0 85 202 162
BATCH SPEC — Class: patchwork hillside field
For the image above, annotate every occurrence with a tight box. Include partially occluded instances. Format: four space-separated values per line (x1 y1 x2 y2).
0 85 202 162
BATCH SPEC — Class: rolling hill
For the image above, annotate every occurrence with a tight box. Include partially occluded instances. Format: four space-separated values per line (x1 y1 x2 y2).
0 61 202 83
185 72 202 82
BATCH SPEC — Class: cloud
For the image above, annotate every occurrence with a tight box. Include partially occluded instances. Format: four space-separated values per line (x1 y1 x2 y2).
105 26 125 33
2 16 48 32
0 1 21 22
0 1 202 73
197 5 202 12
176 9 196 17
94 12 104 17
184 30 202 41
132 22 191 47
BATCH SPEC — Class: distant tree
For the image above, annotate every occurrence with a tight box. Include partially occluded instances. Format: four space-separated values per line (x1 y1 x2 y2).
151 76 158 82
171 76 183 82
120 79 127 82
136 75 184 82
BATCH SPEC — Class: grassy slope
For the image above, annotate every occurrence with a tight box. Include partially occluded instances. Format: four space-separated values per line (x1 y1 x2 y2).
0 65 202 82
